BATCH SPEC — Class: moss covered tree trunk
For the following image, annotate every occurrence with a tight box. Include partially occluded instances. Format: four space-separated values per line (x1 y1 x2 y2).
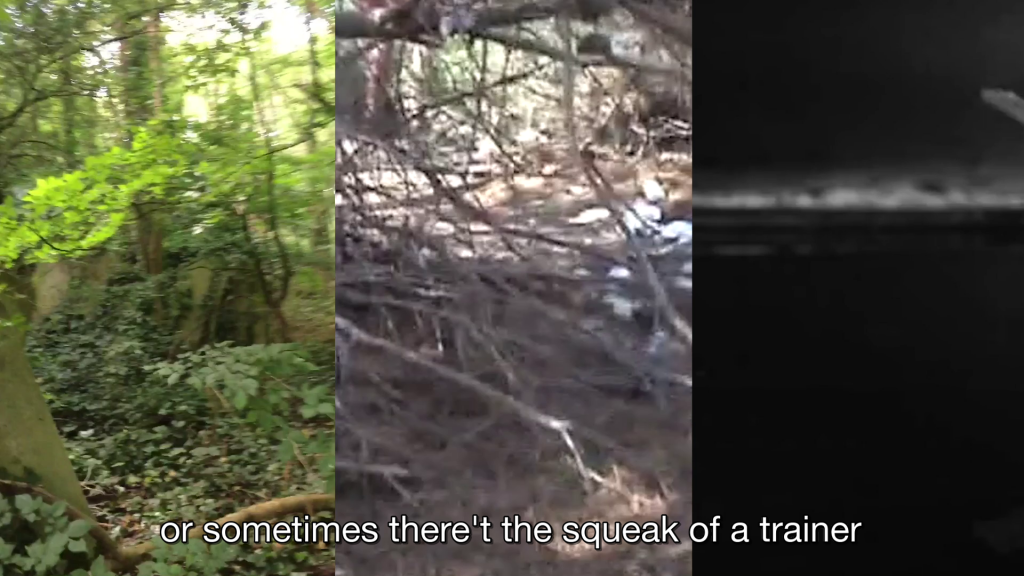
122 9 168 324
304 0 329 249
0 265 93 519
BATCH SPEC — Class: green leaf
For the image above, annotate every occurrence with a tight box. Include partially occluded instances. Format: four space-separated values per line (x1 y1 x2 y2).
49 501 67 518
67 538 88 553
67 519 93 539
277 440 294 463
13 494 38 514
0 537 14 560
43 531 69 563
90 554 115 575
232 390 248 410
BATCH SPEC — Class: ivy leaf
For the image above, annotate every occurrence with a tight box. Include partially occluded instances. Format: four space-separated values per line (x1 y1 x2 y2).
13 494 38 514
90 555 116 575
67 538 89 553
49 501 67 518
0 537 15 560
67 519 93 539
43 531 69 566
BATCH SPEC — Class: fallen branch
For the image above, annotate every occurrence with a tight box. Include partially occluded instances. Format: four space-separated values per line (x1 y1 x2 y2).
0 480 121 564
112 493 335 571
335 314 615 488
0 480 334 573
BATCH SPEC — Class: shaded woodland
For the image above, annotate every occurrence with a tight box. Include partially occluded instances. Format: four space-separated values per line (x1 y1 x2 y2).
1 0 335 574
333 1 692 575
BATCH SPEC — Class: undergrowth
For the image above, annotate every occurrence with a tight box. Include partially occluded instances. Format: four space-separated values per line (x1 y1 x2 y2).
7 267 335 575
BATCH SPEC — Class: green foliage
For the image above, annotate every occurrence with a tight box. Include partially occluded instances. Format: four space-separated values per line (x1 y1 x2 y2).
29 294 332 558
30 298 335 496
137 536 329 576
4 1 335 573
0 128 188 268
137 540 239 576
0 493 316 576
29 279 177 397
25 281 334 573
0 493 102 576
147 343 336 491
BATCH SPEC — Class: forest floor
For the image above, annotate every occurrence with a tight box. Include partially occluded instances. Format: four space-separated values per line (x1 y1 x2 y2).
336 148 693 576
29 256 337 575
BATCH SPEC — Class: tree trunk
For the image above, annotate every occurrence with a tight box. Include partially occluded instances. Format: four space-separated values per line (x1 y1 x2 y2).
129 11 167 322
304 0 329 249
0 266 92 519
148 11 163 115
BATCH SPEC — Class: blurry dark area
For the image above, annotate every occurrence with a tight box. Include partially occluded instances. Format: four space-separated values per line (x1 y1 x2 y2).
697 233 1024 574
698 2 1024 173
697 2 1024 574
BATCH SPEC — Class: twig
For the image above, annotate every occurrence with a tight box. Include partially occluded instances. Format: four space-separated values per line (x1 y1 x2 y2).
554 6 691 348
335 314 612 487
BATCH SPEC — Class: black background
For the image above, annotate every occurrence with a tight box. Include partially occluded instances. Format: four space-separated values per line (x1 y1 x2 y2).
698 2 1024 173
696 1 1024 573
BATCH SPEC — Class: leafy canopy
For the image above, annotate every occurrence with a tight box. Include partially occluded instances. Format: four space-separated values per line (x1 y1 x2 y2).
0 126 189 268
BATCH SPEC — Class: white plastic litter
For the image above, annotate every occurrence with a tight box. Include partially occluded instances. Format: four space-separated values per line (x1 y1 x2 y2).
592 194 693 391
